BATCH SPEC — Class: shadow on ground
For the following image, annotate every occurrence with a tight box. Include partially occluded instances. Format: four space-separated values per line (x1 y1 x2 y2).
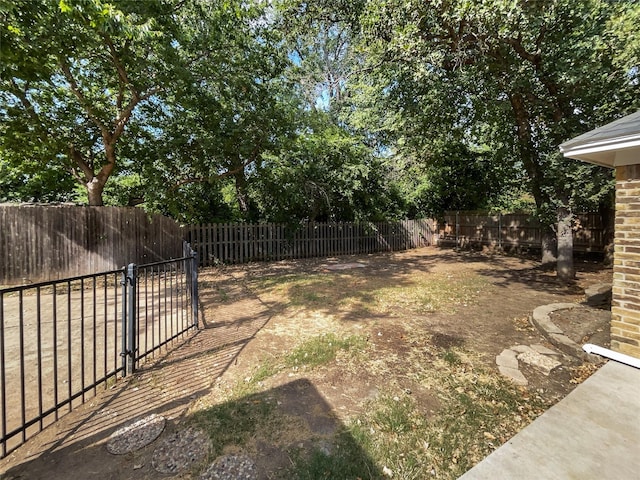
0 263 381 479
2 377 380 480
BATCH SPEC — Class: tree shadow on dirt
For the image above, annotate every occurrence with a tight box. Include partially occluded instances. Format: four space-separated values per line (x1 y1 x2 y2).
227 247 572 323
1 378 382 480
188 378 383 479
471 257 604 296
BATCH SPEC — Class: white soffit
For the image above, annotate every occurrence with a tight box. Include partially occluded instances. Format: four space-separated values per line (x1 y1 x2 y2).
560 110 640 168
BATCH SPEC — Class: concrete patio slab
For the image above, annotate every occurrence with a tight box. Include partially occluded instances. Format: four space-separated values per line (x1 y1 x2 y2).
459 360 640 480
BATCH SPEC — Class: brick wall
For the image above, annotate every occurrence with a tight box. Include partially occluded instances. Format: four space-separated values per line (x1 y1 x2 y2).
612 164 640 358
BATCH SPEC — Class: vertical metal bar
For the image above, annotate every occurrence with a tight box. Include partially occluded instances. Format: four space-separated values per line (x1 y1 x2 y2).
115 271 120 376
66 281 72 411
176 261 182 337
80 278 85 402
151 266 156 356
169 262 174 342
92 277 97 395
19 291 26 442
36 286 43 430
126 263 136 374
121 268 127 377
103 275 108 386
0 292 6 457
163 264 168 348
192 248 199 327
144 268 149 358
181 258 186 333
52 284 58 420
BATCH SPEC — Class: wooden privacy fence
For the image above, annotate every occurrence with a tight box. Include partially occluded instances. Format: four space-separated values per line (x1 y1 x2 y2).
188 219 437 267
0 205 185 285
438 211 612 252
1 206 612 285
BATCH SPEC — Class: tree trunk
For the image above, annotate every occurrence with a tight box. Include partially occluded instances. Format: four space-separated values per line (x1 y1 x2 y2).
556 206 575 283
233 166 258 221
86 177 106 206
234 171 249 212
508 92 562 270
540 227 557 269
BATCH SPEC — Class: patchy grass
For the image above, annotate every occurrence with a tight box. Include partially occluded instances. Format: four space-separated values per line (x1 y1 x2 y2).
187 256 577 479
285 348 549 480
248 271 489 316
209 337 548 480
285 333 368 369
240 333 368 389
252 344 549 480
280 428 382 480
189 395 277 457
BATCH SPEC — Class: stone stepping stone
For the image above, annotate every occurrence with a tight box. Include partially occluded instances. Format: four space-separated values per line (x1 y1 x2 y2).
106 414 166 455
530 343 561 356
497 364 528 386
199 453 258 480
152 427 210 474
496 349 528 386
516 350 562 375
496 349 519 369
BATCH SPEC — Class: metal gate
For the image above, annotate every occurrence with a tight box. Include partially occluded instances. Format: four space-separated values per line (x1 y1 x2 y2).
0 243 199 457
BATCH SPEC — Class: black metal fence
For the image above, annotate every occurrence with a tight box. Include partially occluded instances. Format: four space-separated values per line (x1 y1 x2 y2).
0 243 198 457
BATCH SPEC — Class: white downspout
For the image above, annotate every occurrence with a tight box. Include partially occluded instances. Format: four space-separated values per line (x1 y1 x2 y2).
583 343 640 369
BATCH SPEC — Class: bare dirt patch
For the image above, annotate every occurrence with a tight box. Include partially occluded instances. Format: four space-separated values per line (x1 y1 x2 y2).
1 248 612 479
549 305 611 347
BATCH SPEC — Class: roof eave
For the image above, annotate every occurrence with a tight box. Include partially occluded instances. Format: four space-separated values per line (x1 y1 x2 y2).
560 136 640 168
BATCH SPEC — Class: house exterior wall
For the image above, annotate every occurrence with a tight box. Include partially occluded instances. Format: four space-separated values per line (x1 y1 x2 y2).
612 163 640 358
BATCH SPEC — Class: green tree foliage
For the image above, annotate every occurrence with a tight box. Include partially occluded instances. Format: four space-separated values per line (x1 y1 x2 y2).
256 1 411 224
1 0 185 205
130 0 300 221
3 0 637 250
357 0 639 209
249 113 404 223
349 0 639 278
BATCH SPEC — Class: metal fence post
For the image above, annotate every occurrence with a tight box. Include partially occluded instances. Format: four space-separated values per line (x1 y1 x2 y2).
121 264 136 376
120 268 127 377
191 248 199 328
126 263 137 373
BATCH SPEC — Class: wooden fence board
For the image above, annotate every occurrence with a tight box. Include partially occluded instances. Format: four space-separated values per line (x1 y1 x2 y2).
187 219 437 267
0 205 185 285
438 211 612 252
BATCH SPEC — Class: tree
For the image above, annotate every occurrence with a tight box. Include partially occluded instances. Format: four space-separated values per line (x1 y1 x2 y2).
248 112 403 223
355 0 640 281
1 0 188 205
130 0 300 222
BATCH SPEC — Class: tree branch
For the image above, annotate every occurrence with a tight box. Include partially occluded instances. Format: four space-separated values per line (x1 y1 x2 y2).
68 144 95 182
113 86 160 139
503 35 540 64
8 79 49 141
169 148 262 192
58 57 110 134
101 33 134 94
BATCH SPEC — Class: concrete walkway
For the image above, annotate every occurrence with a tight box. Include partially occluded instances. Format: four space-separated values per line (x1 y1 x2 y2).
459 360 640 479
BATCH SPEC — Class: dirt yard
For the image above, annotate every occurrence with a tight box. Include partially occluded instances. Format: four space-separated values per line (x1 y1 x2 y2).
0 247 612 479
